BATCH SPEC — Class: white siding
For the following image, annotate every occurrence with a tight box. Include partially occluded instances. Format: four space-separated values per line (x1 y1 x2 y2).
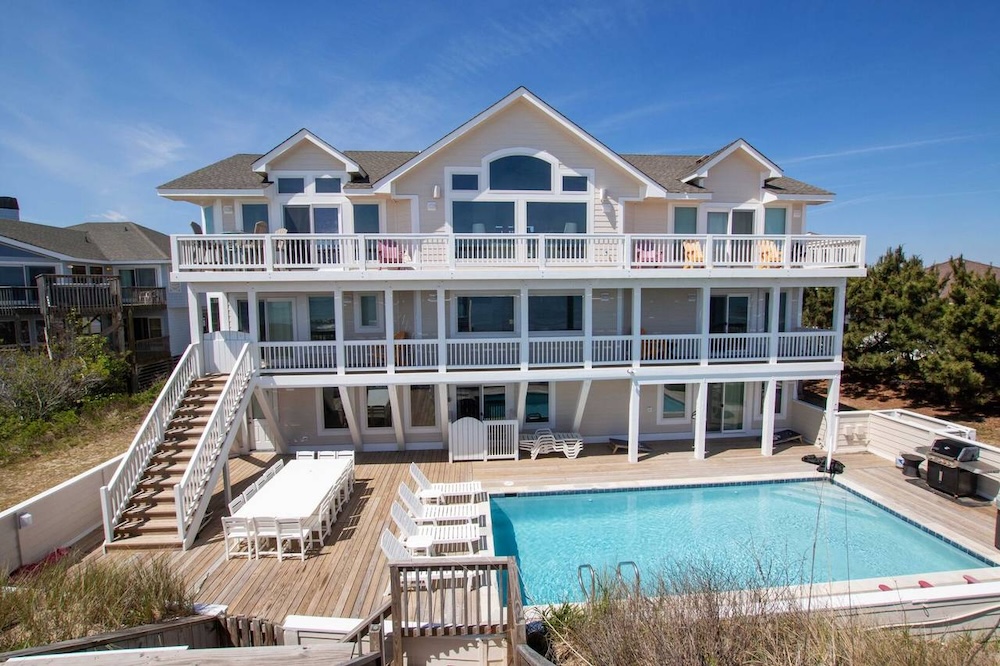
703 150 764 203
624 201 668 234
269 141 348 171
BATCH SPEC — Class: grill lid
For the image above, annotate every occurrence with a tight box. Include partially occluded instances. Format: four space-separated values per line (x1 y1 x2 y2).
930 438 980 462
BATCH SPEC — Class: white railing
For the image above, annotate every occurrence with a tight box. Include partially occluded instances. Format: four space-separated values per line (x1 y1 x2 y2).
592 335 632 365
487 420 520 459
529 337 584 366
258 341 337 372
393 339 438 369
343 341 387 370
778 331 837 360
100 344 201 544
641 334 702 363
447 339 520 369
173 233 865 273
709 333 771 361
174 343 255 549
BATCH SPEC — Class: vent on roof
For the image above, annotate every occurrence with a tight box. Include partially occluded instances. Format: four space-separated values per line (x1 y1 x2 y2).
0 196 19 221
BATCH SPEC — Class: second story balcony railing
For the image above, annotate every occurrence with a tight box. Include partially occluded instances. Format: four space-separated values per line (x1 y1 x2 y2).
122 286 167 307
172 233 865 275
0 285 41 314
39 275 121 315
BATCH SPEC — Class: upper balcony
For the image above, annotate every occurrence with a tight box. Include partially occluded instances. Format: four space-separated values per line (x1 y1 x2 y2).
171 233 866 282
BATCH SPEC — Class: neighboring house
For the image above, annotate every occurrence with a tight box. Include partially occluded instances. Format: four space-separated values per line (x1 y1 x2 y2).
157 87 861 462
929 258 998 297
0 199 190 381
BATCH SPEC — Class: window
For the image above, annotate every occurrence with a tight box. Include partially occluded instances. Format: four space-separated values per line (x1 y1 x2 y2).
242 203 269 233
322 388 348 429
119 268 157 287
283 206 310 233
202 206 215 233
759 382 784 416
132 317 163 340
313 207 339 234
452 201 515 234
562 175 588 192
409 385 436 428
0 243 47 260
524 382 550 423
674 207 697 234
764 208 787 235
526 202 587 234
764 292 788 333
451 174 479 191
356 293 381 330
354 204 380 234
708 210 754 235
278 177 305 194
0 266 25 286
661 384 688 420
457 296 514 333
315 177 342 193
529 295 582 331
366 386 392 428
489 155 551 191
309 296 336 340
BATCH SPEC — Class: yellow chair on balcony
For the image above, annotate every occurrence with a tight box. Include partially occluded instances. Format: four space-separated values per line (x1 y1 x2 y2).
756 240 782 268
682 240 704 269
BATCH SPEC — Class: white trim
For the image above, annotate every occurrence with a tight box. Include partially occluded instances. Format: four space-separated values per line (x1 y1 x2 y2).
450 292 519 337
157 188 267 199
252 129 362 175
405 383 439 431
656 382 693 424
316 386 350 435
522 380 554 429
370 87 667 197
683 139 782 182
362 384 396 433
353 292 384 332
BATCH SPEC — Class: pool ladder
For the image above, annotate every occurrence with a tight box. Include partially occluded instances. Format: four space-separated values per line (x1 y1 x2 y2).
577 561 641 600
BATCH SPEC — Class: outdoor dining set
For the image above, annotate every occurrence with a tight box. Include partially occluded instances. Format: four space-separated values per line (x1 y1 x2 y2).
221 451 355 561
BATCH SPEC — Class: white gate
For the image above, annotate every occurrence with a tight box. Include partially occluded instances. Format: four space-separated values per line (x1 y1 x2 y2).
202 331 253 373
448 417 519 462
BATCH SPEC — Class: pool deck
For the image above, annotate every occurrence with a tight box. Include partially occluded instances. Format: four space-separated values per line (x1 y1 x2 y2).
84 439 1000 623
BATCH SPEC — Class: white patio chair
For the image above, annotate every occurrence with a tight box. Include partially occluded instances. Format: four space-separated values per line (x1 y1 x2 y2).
334 450 355 459
276 518 315 561
398 483 482 525
296 451 315 460
254 476 268 491
242 485 258 502
252 517 280 559
390 501 479 555
222 517 253 560
273 458 285 472
228 495 245 516
263 466 277 482
409 462 483 504
317 450 338 459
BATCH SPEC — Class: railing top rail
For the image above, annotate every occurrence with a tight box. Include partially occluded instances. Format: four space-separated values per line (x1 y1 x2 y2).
388 555 514 568
104 343 199 491
340 599 393 645
173 232 865 241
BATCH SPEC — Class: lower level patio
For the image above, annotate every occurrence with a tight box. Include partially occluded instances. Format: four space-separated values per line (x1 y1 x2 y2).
85 439 999 624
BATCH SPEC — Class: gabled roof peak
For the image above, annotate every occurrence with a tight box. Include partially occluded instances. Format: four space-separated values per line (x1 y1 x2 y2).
683 138 782 182
251 128 364 177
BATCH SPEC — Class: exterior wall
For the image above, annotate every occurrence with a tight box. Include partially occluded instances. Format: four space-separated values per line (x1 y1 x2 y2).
269 141 348 171
386 198 412 234
394 99 645 235
641 288 698 334
703 150 764 203
624 200 668 234
788 397 825 444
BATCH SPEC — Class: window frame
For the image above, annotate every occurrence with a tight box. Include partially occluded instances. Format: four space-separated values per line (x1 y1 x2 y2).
672 205 699 234
451 293 517 337
407 384 438 430
364 385 394 431
239 201 270 234
528 293 583 334
317 387 350 433
705 206 760 235
523 381 554 427
281 204 343 233
277 177 305 194
353 292 383 332
757 381 786 418
656 383 693 425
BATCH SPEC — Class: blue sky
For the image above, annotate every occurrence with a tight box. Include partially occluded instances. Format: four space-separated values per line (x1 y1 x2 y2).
2 0 997 265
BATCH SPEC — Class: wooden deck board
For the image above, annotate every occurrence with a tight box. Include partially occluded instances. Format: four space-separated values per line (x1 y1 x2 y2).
78 441 999 624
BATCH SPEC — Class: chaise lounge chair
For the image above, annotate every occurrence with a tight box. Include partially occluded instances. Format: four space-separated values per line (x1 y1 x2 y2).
409 462 483 503
379 530 475 590
398 483 483 525
390 502 479 555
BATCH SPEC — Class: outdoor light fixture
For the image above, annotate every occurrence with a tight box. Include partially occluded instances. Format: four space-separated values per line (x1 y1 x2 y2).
432 185 441 199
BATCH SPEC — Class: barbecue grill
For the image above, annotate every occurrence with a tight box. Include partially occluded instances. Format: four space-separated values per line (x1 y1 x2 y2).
925 438 981 497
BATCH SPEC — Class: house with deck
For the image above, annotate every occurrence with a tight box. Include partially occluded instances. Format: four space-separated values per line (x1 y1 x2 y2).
100 87 864 550
0 198 190 382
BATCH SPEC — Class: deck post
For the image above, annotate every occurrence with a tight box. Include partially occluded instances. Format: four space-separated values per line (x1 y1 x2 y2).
339 386 363 450
572 380 591 433
700 286 711 365
694 380 708 459
385 288 395 373
222 460 232 506
631 287 641 369
334 288 346 374
436 287 446 372
246 289 259 343
761 379 776 456
583 286 593 369
627 377 640 463
187 286 201 361
768 286 780 363
519 285 529 370
437 383 449 448
832 280 846 361
824 375 841 469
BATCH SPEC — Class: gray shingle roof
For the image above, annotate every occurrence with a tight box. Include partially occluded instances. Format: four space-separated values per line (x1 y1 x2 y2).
0 218 170 262
762 177 833 196
158 154 269 190
618 154 707 194
343 151 419 188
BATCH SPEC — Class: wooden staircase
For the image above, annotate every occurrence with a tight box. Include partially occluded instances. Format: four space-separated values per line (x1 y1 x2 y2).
106 374 229 550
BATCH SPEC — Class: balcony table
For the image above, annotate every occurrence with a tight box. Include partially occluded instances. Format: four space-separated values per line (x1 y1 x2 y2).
234 458 351 521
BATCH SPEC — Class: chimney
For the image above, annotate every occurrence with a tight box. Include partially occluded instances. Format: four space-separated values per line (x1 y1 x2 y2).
0 197 19 221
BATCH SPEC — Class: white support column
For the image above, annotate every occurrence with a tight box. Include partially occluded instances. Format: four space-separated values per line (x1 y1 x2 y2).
338 386 362 450
334 289 345 374
437 384 450 448
572 380 592 433
761 379 777 456
247 288 259 342
436 287 447 372
515 381 528 425
187 286 201 346
583 286 593 369
385 288 395 373
519 285 529 371
824 375 841 470
694 380 708 460
768 286 780 363
627 377 641 463
631 287 642 368
700 286 711 365
222 461 232 506
832 281 846 361
387 384 404 450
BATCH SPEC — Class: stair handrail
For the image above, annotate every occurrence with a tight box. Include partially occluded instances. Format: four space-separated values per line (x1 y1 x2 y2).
99 343 202 544
174 342 256 547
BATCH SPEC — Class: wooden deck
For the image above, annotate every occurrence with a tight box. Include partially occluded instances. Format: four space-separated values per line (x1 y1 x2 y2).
84 439 1000 624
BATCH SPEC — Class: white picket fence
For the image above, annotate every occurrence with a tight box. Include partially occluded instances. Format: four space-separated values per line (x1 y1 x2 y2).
448 417 519 462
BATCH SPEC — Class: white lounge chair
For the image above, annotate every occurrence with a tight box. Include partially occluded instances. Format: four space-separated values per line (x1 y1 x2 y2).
398 483 482 525
409 462 483 503
390 501 479 555
379 530 474 590
522 430 560 460
554 432 584 459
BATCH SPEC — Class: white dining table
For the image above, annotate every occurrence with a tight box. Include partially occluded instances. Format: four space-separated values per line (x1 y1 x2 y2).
235 458 351 520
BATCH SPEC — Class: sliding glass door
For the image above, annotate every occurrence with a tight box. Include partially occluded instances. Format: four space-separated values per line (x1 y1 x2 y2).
707 382 745 433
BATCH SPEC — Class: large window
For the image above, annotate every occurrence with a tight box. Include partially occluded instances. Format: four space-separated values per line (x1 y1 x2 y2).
315 177 342 193
366 386 392 428
708 210 754 235
308 296 336 340
524 382 550 423
322 388 348 429
283 206 310 233
529 295 582 332
674 207 697 234
457 296 514 333
314 207 339 233
278 177 304 194
764 208 787 235
355 293 381 330
452 201 515 234
526 202 586 234
132 316 162 340
354 204 380 234
119 268 157 287
283 205 340 233
661 384 688 420
241 203 269 233
759 382 785 416
489 155 551 191
409 385 436 428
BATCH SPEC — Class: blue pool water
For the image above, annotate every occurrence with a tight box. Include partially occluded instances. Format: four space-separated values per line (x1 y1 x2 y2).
491 480 993 604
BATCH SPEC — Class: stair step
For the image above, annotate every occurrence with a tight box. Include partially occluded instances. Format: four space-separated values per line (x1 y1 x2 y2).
152 448 195 462
116 516 178 535
123 502 177 519
106 534 182 551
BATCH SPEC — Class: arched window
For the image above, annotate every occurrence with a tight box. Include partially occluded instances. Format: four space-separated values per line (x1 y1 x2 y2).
488 155 551 191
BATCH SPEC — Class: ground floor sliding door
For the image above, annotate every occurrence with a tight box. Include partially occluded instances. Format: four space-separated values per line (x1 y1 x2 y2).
707 382 746 433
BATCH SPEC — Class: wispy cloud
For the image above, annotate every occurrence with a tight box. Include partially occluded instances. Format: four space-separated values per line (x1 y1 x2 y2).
96 210 129 222
782 135 987 164
119 124 186 173
814 188 1000 213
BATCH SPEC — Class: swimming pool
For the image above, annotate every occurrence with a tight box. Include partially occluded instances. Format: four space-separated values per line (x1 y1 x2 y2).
491 479 994 604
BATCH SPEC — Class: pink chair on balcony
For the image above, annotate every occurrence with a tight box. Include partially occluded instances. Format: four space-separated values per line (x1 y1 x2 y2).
633 240 664 268
377 239 405 267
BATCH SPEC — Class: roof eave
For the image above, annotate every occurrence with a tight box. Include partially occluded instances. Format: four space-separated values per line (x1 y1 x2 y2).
157 188 269 199
682 139 783 183
251 129 363 176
